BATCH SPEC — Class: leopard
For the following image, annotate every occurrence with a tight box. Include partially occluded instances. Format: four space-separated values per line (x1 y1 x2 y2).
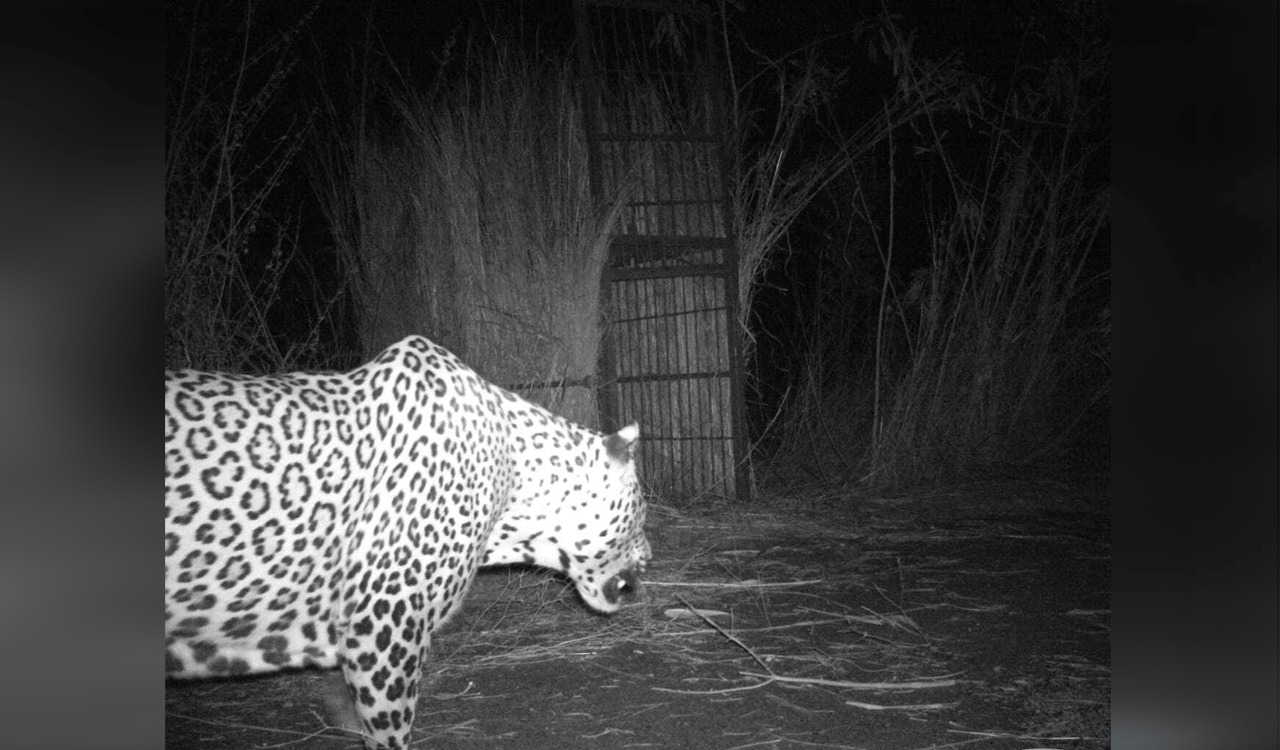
165 335 650 749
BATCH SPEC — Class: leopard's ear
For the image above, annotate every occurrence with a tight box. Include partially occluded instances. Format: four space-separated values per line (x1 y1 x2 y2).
604 423 639 463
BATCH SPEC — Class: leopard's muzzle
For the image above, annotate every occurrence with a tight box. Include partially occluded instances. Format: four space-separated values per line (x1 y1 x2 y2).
602 565 644 606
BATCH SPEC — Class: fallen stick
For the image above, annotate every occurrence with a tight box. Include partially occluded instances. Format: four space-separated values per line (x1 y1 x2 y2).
652 617 852 637
739 672 958 690
844 699 956 710
645 579 825 588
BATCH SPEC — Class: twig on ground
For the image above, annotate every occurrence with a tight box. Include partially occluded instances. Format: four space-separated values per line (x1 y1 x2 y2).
741 672 957 690
654 616 850 637
678 595 774 674
647 579 824 589
844 699 957 711
948 727 1106 743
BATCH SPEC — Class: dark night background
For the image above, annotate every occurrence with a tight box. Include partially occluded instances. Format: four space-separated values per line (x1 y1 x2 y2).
166 0 1114 476
2 1 1276 749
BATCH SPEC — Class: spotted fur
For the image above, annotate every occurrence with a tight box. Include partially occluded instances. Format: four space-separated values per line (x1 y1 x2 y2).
165 335 650 749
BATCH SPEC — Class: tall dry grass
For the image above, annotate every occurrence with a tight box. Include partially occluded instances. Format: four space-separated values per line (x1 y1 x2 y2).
736 27 977 483
729 44 969 345
863 15 1109 487
764 11 1110 489
315 39 631 427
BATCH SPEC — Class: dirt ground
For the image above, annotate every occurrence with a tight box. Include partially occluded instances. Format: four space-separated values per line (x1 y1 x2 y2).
165 475 1110 749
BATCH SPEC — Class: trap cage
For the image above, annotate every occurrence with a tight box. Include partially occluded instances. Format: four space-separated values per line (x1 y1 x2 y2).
575 0 749 502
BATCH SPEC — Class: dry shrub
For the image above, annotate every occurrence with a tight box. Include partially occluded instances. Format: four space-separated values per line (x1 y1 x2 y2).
863 14 1109 488
165 1 338 372
765 10 1109 490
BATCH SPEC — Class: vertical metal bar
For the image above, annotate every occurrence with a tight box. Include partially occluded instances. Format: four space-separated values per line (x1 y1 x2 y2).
576 1 618 433
705 6 741 500
714 88 748 502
